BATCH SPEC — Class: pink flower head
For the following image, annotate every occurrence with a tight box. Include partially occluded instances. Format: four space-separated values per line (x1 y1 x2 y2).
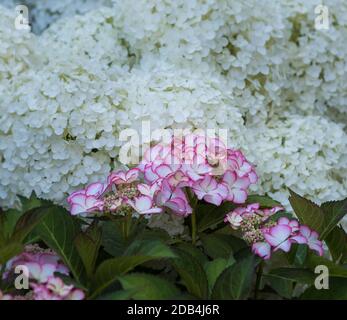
263 206 284 218
127 195 162 215
166 170 191 188
143 163 178 184
277 217 300 233
276 217 307 244
227 149 258 183
192 175 228 206
224 211 243 229
263 224 293 253
107 168 139 186
298 226 323 256
0 291 13 300
31 277 85 300
137 182 160 199
67 182 106 216
5 251 69 282
224 203 260 229
68 193 104 216
204 137 228 176
156 180 192 216
222 170 250 204
252 242 271 260
67 182 107 203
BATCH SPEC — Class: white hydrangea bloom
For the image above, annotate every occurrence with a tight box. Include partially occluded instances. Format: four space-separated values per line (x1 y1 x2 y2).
1 0 111 34
0 6 40 87
244 116 347 208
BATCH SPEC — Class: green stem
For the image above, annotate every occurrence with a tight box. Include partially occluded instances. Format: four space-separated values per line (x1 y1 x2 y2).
123 211 132 240
191 209 197 246
185 188 198 246
254 262 264 300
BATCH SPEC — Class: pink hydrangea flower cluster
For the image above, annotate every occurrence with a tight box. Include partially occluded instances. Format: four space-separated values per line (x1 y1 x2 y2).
224 203 324 260
3 245 84 300
0 290 13 300
67 134 257 217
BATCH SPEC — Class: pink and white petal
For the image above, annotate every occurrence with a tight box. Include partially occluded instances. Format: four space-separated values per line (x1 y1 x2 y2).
290 235 307 244
277 217 290 225
86 182 106 197
25 262 41 280
144 165 159 183
165 198 187 214
204 194 223 206
216 183 229 198
247 203 260 211
70 203 86 216
69 194 87 206
252 242 271 260
264 225 292 246
233 176 251 189
126 168 140 181
308 242 324 256
222 170 237 186
69 289 85 300
274 239 292 253
248 171 258 184
134 196 153 211
67 190 85 204
232 189 248 204
155 164 173 178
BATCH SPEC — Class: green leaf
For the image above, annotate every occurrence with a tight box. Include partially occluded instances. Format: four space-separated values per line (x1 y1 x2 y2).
288 189 325 234
0 209 22 241
0 242 23 264
300 277 347 300
35 206 85 284
320 199 347 239
101 220 146 257
97 289 138 300
305 254 347 278
124 240 176 258
11 206 48 242
266 277 293 299
91 242 175 298
175 242 208 265
137 228 171 243
325 226 347 263
118 273 180 299
200 233 234 259
171 248 209 299
289 191 347 240
204 258 234 293
246 195 281 207
18 194 45 212
101 220 127 257
74 222 102 278
267 268 315 285
211 255 257 300
197 202 237 233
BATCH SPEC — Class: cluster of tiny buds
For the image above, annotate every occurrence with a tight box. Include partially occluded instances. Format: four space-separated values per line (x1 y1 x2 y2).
117 183 140 199
240 214 276 244
103 183 140 215
25 244 54 255
103 193 122 213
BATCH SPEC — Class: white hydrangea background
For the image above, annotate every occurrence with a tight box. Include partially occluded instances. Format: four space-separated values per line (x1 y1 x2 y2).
0 0 347 229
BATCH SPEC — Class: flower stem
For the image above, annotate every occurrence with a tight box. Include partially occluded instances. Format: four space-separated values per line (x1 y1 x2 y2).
191 209 197 246
124 211 132 239
254 261 264 300
185 188 198 246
